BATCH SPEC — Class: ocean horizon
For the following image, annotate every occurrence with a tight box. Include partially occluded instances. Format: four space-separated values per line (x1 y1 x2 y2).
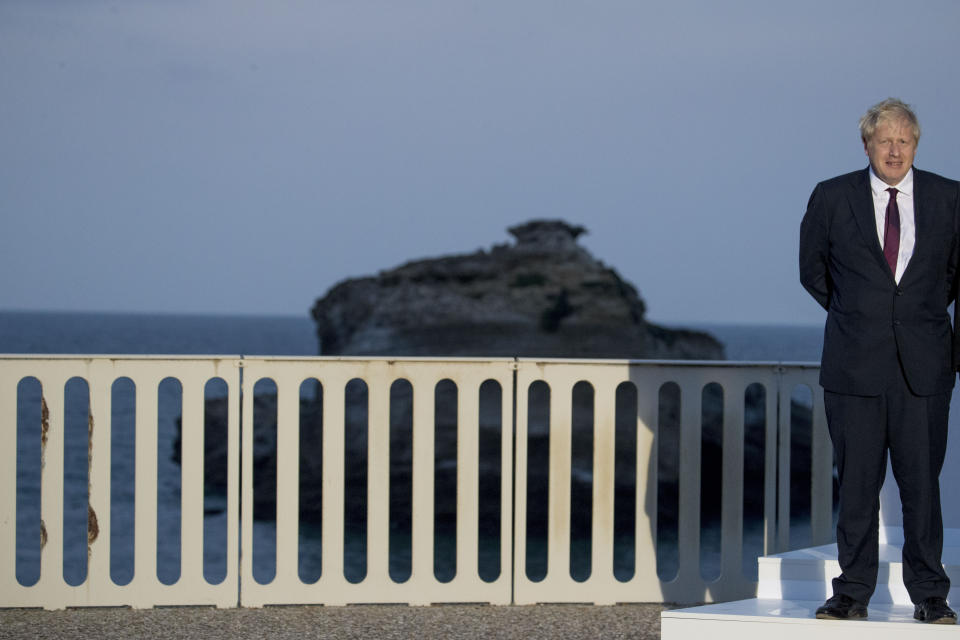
0 309 824 362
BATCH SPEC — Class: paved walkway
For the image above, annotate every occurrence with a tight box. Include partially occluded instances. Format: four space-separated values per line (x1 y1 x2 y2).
0 604 664 639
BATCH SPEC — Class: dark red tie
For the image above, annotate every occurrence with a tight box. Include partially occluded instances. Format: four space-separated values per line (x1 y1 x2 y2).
883 187 900 276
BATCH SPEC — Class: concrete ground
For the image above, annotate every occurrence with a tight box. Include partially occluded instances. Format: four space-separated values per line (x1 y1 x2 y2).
0 603 665 639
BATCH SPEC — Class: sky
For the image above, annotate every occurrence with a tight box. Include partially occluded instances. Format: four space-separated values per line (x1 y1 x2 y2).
2 1 960 327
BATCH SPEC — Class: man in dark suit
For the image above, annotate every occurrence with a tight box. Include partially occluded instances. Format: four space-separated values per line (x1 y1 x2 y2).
800 98 960 624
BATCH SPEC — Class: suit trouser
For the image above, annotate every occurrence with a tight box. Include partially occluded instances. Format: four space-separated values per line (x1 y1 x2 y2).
824 371 951 605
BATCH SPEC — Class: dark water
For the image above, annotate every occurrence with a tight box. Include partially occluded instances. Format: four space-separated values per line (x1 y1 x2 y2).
0 311 823 361
0 310 317 356
0 311 823 587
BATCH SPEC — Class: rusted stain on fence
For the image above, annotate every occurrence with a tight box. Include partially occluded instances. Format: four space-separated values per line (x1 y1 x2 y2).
87 410 98 553
87 506 99 547
40 397 49 466
40 397 50 550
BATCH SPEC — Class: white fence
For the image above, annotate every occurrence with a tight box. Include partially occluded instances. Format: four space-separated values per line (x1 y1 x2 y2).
0 355 829 609
0 356 241 609
513 359 829 605
238 357 515 606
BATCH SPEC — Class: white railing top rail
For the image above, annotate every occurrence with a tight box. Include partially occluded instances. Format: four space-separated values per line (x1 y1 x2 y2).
0 353 820 367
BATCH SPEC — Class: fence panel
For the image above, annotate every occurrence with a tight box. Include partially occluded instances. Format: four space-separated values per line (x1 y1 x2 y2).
512 359 827 605
238 357 514 606
0 356 241 610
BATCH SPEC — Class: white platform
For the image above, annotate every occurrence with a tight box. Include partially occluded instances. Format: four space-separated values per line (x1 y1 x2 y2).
662 529 960 638
662 599 960 639
758 538 960 605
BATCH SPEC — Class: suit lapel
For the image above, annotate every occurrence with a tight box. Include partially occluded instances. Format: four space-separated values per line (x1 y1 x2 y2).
900 168 928 285
845 168 892 277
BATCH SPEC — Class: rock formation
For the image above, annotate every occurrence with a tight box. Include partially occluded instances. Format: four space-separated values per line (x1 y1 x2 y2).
310 220 724 360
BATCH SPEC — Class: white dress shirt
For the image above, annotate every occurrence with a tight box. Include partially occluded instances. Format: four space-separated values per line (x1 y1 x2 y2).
870 167 915 283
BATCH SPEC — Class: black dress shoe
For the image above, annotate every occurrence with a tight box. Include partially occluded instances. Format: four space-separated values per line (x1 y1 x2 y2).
815 593 867 620
914 597 957 624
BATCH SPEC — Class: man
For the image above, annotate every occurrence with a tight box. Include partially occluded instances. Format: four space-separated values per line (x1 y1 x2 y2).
800 98 960 624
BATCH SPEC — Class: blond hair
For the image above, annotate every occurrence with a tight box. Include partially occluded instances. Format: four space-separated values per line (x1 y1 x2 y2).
859 98 921 143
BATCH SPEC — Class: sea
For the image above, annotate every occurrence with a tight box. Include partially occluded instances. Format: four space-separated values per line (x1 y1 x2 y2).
0 311 824 588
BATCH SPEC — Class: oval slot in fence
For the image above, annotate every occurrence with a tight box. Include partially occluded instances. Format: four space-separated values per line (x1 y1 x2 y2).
203 377 229 585
613 381 638 583
525 380 550 582
252 377 278 585
63 376 90 587
570 381 594 583
16 377 42 587
434 379 457 584
110 377 136 586
343 378 368 584
700 382 723 583
790 384 814 549
477 379 503 583
298 378 323 584
158 377 183 586
743 382 766 581
389 378 413 584
656 381 680 582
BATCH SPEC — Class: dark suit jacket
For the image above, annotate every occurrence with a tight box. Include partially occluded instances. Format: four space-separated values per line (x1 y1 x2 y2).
800 167 960 396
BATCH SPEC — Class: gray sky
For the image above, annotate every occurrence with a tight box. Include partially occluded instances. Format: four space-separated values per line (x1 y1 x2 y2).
2 1 959 326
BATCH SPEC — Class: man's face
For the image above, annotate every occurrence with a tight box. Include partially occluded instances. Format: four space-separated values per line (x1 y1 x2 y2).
864 117 917 186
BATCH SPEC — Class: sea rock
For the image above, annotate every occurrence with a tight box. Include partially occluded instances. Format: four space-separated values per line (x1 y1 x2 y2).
310 220 724 360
